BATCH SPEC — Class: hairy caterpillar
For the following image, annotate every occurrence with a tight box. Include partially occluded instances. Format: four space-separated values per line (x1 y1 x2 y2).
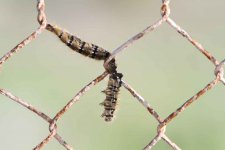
46 23 117 73
100 72 123 122
46 23 123 121
46 24 110 59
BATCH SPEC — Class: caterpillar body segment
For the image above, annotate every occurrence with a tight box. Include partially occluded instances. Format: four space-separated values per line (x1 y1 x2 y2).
100 72 123 122
46 24 110 60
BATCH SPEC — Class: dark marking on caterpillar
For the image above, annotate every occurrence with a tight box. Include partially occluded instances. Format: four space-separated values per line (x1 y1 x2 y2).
67 35 74 46
46 23 123 122
91 45 98 58
58 31 63 39
100 73 123 122
79 41 86 53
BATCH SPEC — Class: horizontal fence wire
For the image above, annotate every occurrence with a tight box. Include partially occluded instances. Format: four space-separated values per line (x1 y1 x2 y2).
0 0 224 150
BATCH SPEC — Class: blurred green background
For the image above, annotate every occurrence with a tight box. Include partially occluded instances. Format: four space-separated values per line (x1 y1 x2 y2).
0 0 225 149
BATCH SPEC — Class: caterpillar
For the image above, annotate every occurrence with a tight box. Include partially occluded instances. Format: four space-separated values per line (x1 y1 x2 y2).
46 24 110 60
46 23 123 121
46 23 117 73
100 72 123 122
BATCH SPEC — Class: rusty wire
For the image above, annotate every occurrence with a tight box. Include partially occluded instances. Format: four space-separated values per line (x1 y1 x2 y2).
0 0 224 150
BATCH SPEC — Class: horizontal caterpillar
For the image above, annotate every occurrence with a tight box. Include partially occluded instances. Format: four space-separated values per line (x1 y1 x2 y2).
46 24 110 60
46 23 117 73
46 23 123 121
100 72 123 122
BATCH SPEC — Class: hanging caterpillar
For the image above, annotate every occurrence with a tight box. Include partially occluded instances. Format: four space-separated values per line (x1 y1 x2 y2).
100 72 123 121
46 23 123 121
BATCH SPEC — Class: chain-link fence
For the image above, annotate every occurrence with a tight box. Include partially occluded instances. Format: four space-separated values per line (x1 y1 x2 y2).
0 0 224 150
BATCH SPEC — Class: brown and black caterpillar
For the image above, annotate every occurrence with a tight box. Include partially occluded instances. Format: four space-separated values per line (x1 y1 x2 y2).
100 72 123 121
46 24 110 60
46 24 123 121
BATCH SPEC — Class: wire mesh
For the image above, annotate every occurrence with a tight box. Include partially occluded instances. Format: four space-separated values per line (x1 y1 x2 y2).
0 0 224 150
